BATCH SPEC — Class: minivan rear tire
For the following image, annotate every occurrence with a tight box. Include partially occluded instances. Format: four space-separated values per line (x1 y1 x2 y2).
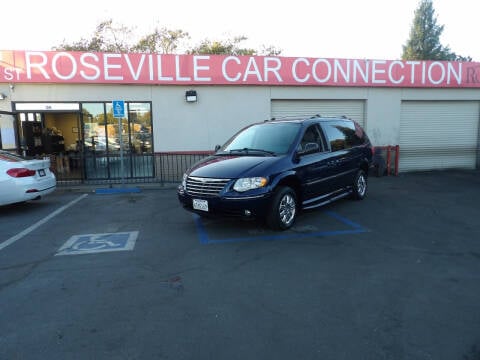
351 169 368 200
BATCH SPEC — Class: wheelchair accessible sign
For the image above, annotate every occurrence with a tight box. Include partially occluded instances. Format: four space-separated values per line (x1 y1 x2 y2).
56 231 138 256
112 100 125 118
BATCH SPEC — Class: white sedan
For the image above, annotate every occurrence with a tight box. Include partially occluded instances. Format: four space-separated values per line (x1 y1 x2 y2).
0 151 56 206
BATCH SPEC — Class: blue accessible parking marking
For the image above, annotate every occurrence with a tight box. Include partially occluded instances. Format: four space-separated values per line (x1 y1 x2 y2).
194 211 367 244
56 231 139 256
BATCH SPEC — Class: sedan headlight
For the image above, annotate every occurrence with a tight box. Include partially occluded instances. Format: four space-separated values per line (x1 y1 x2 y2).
233 177 268 192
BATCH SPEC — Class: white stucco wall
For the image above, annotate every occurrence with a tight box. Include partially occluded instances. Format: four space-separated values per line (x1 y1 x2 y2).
2 83 479 152
151 86 271 151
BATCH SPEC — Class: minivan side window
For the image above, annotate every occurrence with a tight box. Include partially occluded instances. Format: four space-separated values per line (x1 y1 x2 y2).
323 122 346 151
299 124 325 153
323 120 364 151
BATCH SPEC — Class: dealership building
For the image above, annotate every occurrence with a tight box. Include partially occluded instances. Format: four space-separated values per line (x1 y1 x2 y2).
0 50 479 183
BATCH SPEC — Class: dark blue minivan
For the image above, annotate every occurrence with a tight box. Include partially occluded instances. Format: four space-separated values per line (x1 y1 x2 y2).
177 115 372 230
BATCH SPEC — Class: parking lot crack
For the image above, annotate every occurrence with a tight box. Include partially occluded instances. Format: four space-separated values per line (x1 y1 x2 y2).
0 254 53 292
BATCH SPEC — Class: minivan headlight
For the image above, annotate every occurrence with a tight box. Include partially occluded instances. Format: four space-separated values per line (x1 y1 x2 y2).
182 173 188 189
233 177 268 192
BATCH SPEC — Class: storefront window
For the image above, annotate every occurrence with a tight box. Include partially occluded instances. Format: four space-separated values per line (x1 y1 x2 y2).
105 102 127 154
81 102 153 180
82 103 106 153
129 103 152 155
17 112 43 156
0 113 16 150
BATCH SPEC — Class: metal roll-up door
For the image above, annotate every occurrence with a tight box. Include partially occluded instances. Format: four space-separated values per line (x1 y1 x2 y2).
400 101 479 172
271 100 365 127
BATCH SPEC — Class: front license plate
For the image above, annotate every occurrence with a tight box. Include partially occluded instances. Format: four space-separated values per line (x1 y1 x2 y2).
38 169 46 177
193 199 208 212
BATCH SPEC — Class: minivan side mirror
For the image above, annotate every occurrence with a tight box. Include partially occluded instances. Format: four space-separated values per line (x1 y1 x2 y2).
214 144 221 152
298 142 320 155
294 142 320 163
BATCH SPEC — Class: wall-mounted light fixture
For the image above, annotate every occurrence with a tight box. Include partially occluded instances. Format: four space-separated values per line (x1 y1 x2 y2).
0 93 7 100
185 90 197 102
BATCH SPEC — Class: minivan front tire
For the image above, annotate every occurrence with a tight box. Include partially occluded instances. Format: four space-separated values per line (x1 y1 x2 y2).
266 186 298 230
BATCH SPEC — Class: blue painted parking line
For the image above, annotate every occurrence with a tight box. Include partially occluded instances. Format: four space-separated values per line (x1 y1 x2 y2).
194 217 210 245
56 231 139 256
95 187 141 194
194 211 367 245
324 211 364 230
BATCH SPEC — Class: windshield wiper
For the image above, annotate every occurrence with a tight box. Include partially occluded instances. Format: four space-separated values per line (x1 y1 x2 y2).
228 148 276 156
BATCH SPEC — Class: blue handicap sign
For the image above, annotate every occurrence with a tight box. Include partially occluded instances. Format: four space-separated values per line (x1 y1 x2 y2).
112 100 125 118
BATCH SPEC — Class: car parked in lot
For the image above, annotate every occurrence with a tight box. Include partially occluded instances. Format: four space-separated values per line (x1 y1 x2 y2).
177 115 372 230
0 150 56 206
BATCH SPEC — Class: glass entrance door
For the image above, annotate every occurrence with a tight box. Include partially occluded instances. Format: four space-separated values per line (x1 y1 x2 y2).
81 102 153 181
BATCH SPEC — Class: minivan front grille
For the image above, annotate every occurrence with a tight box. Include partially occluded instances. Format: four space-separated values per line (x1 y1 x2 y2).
186 177 230 197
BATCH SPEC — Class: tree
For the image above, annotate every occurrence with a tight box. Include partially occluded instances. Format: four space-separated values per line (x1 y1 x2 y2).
54 20 282 56
259 45 282 56
54 19 133 52
132 28 190 54
402 0 470 61
187 36 281 56
187 36 255 55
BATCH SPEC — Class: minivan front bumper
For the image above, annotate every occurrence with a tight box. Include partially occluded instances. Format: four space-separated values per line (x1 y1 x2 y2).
177 186 272 219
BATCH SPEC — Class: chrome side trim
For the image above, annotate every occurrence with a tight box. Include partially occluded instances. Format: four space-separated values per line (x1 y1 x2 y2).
223 194 267 200
302 189 351 210
304 169 354 186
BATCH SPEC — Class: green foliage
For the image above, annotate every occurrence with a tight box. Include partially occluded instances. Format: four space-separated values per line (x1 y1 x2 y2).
54 20 281 56
402 0 470 61
132 28 190 54
188 36 282 56
259 45 282 56
187 36 256 56
54 19 133 52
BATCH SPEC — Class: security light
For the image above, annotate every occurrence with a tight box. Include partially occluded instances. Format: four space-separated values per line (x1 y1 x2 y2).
185 90 197 102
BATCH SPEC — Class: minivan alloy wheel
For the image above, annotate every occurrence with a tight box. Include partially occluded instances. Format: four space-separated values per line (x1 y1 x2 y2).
279 193 296 226
267 186 298 230
352 169 368 200
357 174 366 197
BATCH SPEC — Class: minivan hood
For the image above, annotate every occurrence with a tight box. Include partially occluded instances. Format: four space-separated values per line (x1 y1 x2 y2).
188 155 279 179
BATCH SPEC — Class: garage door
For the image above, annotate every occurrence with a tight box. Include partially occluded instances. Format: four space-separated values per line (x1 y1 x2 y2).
400 101 479 172
271 100 365 127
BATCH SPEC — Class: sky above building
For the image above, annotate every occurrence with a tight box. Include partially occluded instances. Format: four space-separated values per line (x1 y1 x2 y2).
2 0 478 61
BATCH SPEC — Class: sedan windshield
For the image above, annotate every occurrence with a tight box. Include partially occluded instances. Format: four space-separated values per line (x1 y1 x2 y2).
222 122 300 155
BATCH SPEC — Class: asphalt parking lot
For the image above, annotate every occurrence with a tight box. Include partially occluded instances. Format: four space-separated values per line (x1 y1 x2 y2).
1 170 480 360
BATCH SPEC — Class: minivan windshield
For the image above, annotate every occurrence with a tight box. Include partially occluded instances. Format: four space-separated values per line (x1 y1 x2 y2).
221 122 300 155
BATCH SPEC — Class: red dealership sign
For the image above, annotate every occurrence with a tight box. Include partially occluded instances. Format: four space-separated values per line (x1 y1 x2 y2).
1 50 480 88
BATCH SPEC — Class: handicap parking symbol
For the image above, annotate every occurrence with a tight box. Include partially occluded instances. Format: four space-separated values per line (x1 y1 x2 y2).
56 231 138 256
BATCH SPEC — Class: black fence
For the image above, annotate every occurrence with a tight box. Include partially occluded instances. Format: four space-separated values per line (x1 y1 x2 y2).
52 151 212 186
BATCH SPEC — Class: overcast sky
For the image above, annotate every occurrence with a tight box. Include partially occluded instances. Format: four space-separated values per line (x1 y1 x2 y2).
2 0 477 61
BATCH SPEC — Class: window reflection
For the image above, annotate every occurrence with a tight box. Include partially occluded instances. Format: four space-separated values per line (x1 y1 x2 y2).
82 103 106 153
81 102 153 180
105 102 127 154
129 103 152 154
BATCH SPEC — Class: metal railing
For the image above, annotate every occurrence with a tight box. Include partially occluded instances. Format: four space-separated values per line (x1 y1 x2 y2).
52 151 213 186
